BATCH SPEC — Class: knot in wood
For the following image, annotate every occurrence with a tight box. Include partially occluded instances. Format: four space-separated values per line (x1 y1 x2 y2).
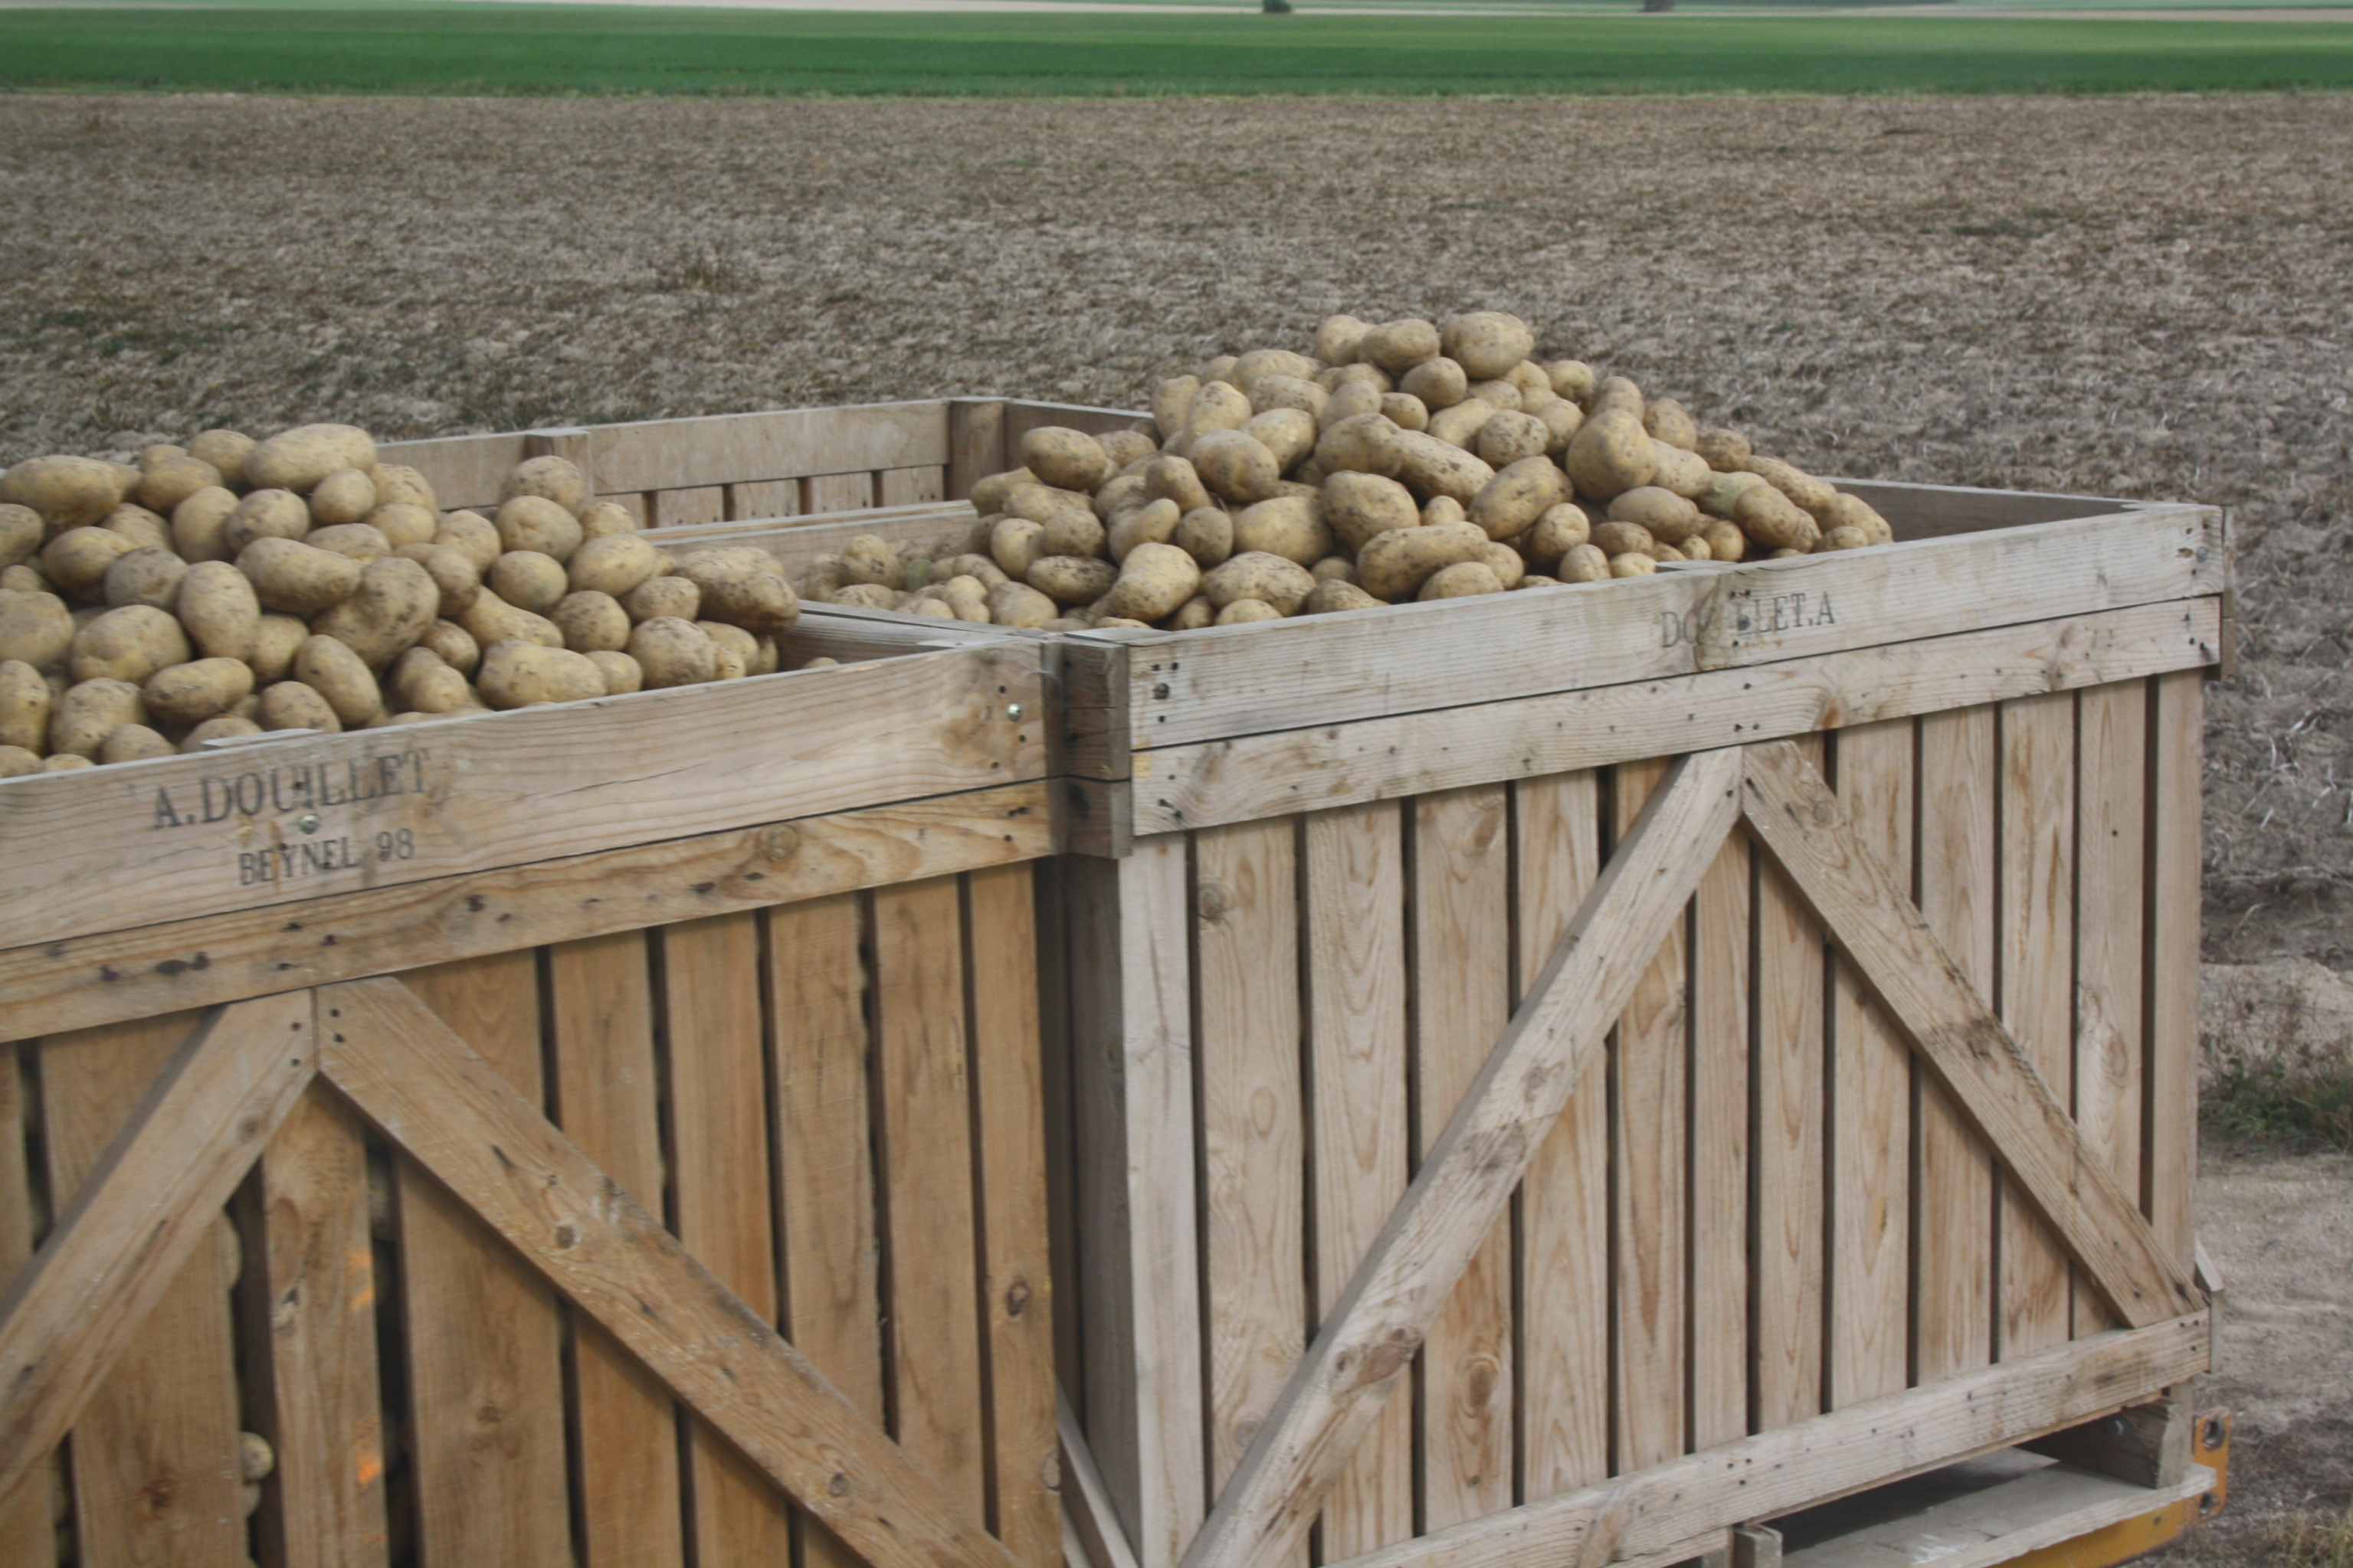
1355 1326 1423 1386
762 824 802 863
1195 882 1231 923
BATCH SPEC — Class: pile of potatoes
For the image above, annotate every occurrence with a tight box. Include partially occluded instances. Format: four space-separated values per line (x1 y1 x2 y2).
0 423 808 775
797 310 1893 630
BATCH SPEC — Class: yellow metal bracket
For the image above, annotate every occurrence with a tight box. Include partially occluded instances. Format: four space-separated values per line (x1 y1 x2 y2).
2006 1411 2231 1568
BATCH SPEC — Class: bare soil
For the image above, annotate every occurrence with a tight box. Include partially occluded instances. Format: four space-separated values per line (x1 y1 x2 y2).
2 91 2350 1557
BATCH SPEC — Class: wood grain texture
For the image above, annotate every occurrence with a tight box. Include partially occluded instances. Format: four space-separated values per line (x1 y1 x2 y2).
966 864 1060 1568
1738 741 2197 1331
1752 734 1826 1435
1064 841 1205 1568
31 1008 254 1567
1914 707 1997 1386
1511 771 1608 1497
320 977 1023 1568
646 502 981 583
2145 673 2203 1265
881 467 948 506
0 639 1046 951
0 779 1053 1044
0 1046 51 1568
578 401 950 494
1063 1386 1144 1568
873 879 988 1520
771 893 886 1568
2073 683 2147 1337
1689 820 1751 1451
1827 720 1912 1409
664 912 797 1565
1122 507 2221 752
1319 1314 2209 1568
651 484 727 528
1178 749 1743 1568
1302 801 1414 1557
1997 692 2076 1358
1195 820 1307 1518
947 400 1009 502
1129 600 2218 836
546 930 685 1568
1610 760 1686 1475
390 954 572 1568
0 999 309 1548
244 1083 392 1568
1411 785 1516 1527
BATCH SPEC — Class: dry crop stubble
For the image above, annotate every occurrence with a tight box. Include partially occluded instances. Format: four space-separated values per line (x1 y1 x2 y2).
2 91 2351 957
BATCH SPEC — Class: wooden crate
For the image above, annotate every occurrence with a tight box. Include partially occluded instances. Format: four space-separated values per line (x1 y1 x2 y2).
0 465 1061 1568
1040 456 2224 1568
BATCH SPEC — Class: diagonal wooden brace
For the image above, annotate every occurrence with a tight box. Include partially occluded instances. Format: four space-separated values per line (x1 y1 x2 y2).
1737 738 2199 1328
316 977 1023 1568
1178 747 1746 1568
0 992 316 1512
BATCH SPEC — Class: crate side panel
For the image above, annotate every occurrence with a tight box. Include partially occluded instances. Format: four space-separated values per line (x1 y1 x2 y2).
374 432 531 512
2145 674 2202 1264
1689 823 1752 1449
2075 683 2148 1337
587 402 950 493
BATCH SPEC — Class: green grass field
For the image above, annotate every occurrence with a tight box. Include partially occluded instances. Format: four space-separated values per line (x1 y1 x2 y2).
4 6 2352 96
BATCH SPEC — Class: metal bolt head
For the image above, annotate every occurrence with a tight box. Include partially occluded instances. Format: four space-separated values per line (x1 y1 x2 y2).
1006 702 1024 721
2105 1416 2130 1440
296 813 321 834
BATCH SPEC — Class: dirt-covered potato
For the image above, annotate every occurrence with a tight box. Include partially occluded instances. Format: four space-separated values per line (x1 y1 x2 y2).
245 425 377 494
313 557 438 666
1521 503 1592 568
578 500 638 540
487 551 569 614
179 715 263 751
103 547 188 611
503 456 590 516
1203 552 1316 617
1390 431 1496 506
1590 375 1644 420
1302 579 1383 615
1474 542 1526 588
257 681 341 732
1646 444 1711 502
300 523 388 564
392 542 482 614
50 678 146 758
39 526 134 599
224 489 310 556
1440 311 1535 381
292 634 381 727
1398 357 1468 411
186 429 254 486
1040 506 1107 560
1250 375 1329 423
1321 470 1419 552
1467 457 1573 542
622 575 700 624
495 495 584 563
1640 399 1698 451
1699 521 1745 562
585 650 643 696
1417 561 1506 601
0 591 73 672
238 537 362 616
0 565 44 594
1107 498 1181 561
1239 408 1315 474
677 548 798 635
1564 409 1657 500
1607 486 1706 545
966 469 1035 516
565 532 663 598
1609 552 1658 578
143 657 255 727
1817 525 1870 552
1356 519 1486 601
1745 456 1840 518
1188 430 1283 506
696 620 757 680
550 591 631 653
1700 470 1767 521
1316 412 1406 479
1818 493 1893 545
1100 428 1157 469
1302 313 1366 368
70 605 190 686
1151 375 1202 442
1171 507 1233 570
1026 555 1118 607
368 463 437 512
1227 495 1329 568
1021 427 1113 494
459 590 565 651
1140 454 1208 515
419 618 480 676
627 617 716 689
1424 398 1496 451
1694 428 1752 472
1 455 123 529
1359 319 1442 375
1161 594 1212 630
137 450 222 516
389 647 476 714
970 581 1047 629
1473 411 1550 470
1103 542 1201 623
1320 378 1386 431
362 502 437 549
1589 521 1658 560
834 535 896 588
306 468 377 529
1733 484 1821 552
0 660 50 751
231 611 302 686
434 510 504 572
1185 380 1255 440
0 743 39 777
96 725 173 764
1215 599 1284 626
98 503 169 554
0 505 41 571
478 640 605 709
